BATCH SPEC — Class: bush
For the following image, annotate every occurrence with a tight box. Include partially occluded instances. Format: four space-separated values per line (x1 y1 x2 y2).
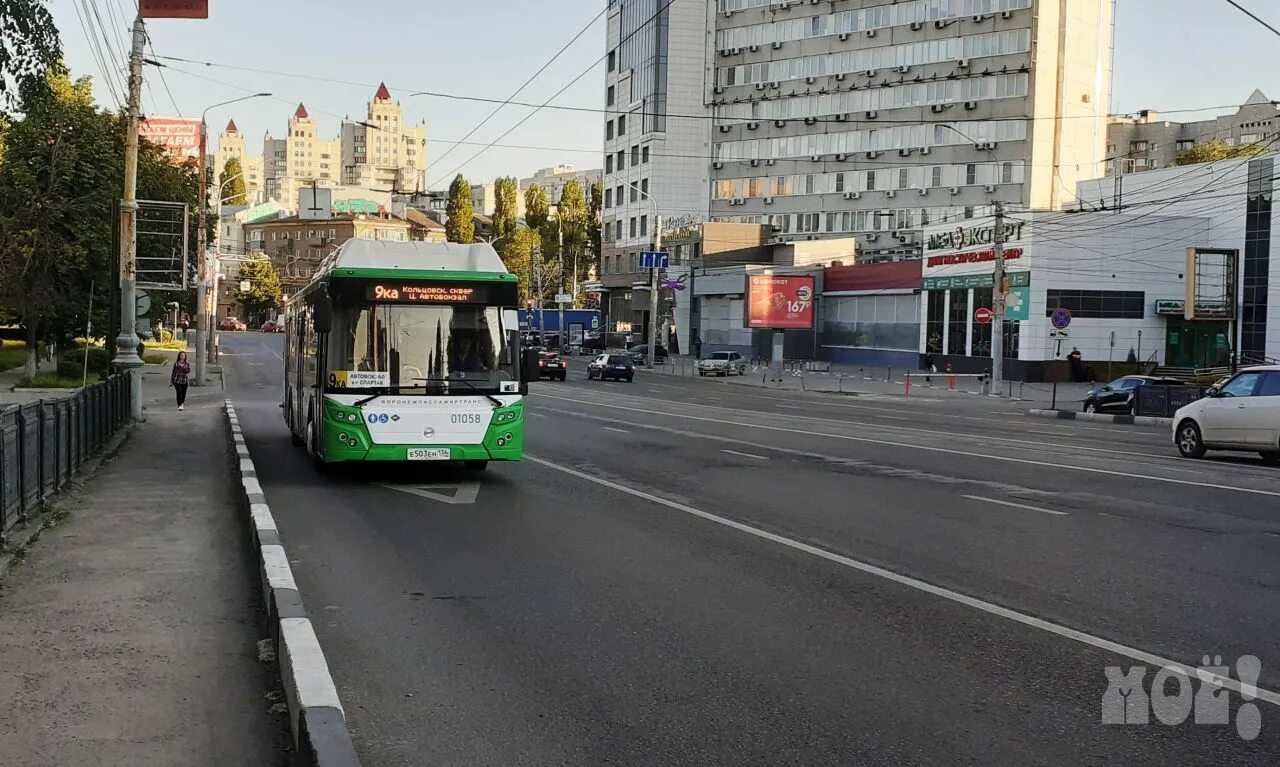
62 348 112 373
62 347 112 374
143 353 166 365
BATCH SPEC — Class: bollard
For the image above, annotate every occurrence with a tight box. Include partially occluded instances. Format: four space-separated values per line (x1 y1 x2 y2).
1051 382 1058 409
947 363 956 391
905 371 911 396
886 366 892 383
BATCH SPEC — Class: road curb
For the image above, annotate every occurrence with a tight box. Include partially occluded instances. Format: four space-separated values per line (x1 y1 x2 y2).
225 400 361 767
1026 408 1172 427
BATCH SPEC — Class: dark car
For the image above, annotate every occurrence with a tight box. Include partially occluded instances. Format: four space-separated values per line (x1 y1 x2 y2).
628 344 668 365
1083 375 1184 414
587 353 634 382
537 351 567 381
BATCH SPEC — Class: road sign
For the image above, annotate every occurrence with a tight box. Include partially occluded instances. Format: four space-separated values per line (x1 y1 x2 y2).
639 251 670 269
1050 307 1072 330
554 293 573 304
974 307 994 324
1049 328 1070 338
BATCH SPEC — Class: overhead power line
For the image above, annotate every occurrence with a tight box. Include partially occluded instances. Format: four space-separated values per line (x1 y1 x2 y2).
148 52 1260 129
424 7 606 174
1224 0 1280 39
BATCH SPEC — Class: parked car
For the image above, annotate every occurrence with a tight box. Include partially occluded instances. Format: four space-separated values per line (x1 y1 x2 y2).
1082 375 1185 414
628 344 667 365
260 320 283 333
537 351 567 381
587 353 635 382
1172 365 1280 463
697 351 746 377
218 317 246 332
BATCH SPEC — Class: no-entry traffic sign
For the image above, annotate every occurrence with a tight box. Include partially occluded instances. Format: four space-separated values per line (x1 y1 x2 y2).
1050 307 1072 329
974 307 994 324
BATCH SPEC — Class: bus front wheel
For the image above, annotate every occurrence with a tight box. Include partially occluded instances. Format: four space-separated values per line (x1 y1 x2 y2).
288 405 304 446
307 420 326 473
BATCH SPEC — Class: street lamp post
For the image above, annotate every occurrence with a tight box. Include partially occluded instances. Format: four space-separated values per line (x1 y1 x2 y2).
208 172 248 365
114 17 147 420
195 93 270 386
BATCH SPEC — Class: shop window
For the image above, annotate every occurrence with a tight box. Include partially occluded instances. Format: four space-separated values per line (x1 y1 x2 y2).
1045 289 1145 319
947 289 968 355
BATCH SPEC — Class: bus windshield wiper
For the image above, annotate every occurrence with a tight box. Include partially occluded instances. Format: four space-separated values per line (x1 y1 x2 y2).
352 384 431 408
412 377 503 408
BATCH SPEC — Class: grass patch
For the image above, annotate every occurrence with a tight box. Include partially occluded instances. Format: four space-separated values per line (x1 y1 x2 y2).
0 346 26 372
14 373 83 389
142 353 167 365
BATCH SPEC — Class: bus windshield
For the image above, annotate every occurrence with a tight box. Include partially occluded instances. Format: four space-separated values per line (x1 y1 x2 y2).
329 303 515 393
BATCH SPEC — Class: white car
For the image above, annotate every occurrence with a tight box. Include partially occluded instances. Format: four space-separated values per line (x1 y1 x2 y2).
1172 365 1280 464
697 351 746 377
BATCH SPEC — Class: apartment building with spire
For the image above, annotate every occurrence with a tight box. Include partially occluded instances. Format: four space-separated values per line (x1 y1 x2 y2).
213 119 264 205
340 83 428 194
262 103 341 208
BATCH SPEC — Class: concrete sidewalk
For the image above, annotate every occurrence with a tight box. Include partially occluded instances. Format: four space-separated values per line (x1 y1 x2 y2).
647 355 1097 407
0 363 288 765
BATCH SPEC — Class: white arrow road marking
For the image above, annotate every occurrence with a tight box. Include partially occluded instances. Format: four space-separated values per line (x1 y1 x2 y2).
378 481 481 505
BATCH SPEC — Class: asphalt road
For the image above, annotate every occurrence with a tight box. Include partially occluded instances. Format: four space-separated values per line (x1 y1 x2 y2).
220 332 1280 766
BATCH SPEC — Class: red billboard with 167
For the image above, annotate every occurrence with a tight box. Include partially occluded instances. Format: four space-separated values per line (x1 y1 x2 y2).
746 275 815 329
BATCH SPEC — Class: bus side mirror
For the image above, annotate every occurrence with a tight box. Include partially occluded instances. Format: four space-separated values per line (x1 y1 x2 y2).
313 295 333 333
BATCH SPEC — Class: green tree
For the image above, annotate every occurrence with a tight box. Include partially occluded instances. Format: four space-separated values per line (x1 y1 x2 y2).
554 179 589 294
498 226 541 304
234 258 282 321
524 183 549 229
446 173 474 243
493 176 519 240
0 71 116 376
586 180 603 289
0 0 62 112
219 156 248 205
1171 138 1264 167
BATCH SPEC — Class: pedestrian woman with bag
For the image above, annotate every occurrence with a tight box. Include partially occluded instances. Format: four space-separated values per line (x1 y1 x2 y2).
171 351 191 411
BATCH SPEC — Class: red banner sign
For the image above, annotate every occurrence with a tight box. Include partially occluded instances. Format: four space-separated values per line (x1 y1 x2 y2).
140 0 208 18
746 275 815 329
138 116 201 162
926 247 1023 268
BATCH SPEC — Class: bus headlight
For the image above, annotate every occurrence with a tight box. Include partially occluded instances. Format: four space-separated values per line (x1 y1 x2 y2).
347 413 359 423
348 438 358 447
497 437 506 446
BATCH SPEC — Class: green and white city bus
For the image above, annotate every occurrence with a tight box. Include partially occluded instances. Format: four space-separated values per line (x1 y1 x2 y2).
283 240 538 470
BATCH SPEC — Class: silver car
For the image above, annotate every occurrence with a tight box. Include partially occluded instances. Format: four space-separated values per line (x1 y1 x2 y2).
697 351 746 377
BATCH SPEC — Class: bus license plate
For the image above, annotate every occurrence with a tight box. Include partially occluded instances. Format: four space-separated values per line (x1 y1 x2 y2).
407 448 451 461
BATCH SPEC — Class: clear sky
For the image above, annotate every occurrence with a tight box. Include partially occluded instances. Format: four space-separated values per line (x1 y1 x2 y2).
46 0 1280 188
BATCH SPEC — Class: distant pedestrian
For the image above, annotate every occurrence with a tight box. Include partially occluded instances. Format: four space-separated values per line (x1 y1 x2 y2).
1067 346 1084 383
179 316 189 340
171 351 191 411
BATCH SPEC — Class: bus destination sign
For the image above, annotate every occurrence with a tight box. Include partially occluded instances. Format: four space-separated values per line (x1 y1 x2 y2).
368 284 479 303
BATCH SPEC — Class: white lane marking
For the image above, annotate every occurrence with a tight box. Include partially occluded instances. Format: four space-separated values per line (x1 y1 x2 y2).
260 341 284 360
378 481 480 505
602 426 630 434
721 449 769 460
529 412 547 418
962 495 1068 516
531 393 1280 498
777 404 801 410
527 455 1280 708
541 391 1194 467
647 389 664 394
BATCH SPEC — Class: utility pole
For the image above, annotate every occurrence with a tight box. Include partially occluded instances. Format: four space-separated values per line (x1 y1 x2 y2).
113 15 146 420
557 221 564 352
991 200 1006 395
534 245 545 348
194 118 209 386
647 215 662 367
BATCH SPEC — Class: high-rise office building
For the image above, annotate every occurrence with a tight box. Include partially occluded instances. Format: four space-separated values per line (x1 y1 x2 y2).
601 0 712 325
707 0 1114 261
